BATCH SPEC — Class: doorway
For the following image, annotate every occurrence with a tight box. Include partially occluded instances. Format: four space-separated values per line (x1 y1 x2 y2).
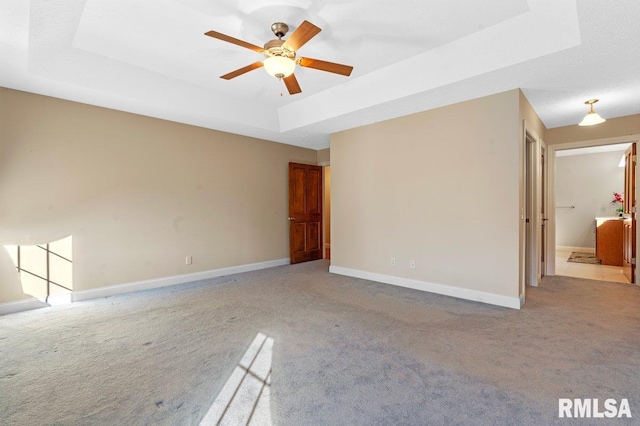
323 165 331 260
548 136 640 284
288 163 324 264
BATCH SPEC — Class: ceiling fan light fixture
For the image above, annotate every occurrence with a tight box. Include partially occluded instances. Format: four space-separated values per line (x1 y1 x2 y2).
205 20 352 94
263 56 296 79
578 99 606 126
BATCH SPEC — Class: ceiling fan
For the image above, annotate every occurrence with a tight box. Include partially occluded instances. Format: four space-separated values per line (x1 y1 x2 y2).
204 20 353 95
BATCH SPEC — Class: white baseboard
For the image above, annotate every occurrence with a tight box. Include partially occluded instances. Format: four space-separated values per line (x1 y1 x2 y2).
519 293 525 308
557 246 595 254
48 294 72 306
0 298 48 316
72 258 290 303
329 266 521 309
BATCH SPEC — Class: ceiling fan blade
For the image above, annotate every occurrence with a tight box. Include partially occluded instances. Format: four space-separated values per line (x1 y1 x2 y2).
283 74 302 95
298 57 353 76
220 62 264 80
284 21 321 51
205 30 264 53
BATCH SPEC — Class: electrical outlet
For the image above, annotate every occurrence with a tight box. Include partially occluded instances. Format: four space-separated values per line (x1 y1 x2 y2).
391 257 396 267
186 256 192 265
410 259 416 269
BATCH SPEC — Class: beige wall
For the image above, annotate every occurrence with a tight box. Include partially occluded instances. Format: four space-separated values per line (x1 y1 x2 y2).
0 88 316 304
331 90 521 299
546 114 640 145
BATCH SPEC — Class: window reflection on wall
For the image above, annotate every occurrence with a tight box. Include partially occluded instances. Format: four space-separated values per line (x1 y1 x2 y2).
4 236 73 301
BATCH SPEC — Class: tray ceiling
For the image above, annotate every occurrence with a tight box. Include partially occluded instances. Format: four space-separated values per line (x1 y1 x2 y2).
1 1 639 149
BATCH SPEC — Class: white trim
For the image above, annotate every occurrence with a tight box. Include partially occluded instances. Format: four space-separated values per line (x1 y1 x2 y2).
47 293 72 306
0 298 48 316
519 293 525 308
556 246 595 254
555 142 631 157
318 161 330 166
552 135 639 152
520 120 527 301
525 125 544 288
547 149 557 276
329 266 521 309
72 258 289 302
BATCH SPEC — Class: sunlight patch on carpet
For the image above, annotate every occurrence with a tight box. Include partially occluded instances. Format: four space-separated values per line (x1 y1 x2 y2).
200 333 273 426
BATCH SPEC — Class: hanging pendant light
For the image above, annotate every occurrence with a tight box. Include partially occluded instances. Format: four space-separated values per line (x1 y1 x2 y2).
578 99 606 126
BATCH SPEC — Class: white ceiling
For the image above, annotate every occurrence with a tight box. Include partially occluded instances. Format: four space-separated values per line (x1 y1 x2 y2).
1 1 639 150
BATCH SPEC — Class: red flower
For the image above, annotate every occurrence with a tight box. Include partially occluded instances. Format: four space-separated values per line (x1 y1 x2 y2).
612 192 624 203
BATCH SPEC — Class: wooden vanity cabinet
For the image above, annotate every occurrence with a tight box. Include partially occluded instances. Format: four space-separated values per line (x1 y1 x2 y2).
595 218 623 266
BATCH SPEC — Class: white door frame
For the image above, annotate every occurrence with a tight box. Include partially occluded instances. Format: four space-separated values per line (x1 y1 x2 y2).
524 124 545 287
540 138 549 279
546 133 640 280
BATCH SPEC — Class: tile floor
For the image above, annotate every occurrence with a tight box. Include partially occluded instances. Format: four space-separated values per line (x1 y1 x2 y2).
555 248 630 283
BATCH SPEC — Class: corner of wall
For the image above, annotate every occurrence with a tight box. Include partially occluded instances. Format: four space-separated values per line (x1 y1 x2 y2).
519 89 548 141
317 148 330 165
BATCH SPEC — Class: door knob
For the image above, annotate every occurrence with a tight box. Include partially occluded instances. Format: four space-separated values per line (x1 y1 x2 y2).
288 217 296 221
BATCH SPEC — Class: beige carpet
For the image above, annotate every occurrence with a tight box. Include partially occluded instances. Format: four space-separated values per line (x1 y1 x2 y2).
1 260 639 425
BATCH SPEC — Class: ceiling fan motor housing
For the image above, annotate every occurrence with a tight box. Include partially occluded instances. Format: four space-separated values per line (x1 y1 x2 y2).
263 39 296 60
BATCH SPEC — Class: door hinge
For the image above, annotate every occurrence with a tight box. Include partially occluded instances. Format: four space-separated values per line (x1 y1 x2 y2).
632 258 636 266
633 154 637 163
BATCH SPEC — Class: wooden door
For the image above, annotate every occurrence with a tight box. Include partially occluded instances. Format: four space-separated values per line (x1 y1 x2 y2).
623 144 636 283
289 163 323 264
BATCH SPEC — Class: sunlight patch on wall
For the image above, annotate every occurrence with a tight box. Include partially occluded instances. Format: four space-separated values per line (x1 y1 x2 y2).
3 236 73 304
200 332 273 426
